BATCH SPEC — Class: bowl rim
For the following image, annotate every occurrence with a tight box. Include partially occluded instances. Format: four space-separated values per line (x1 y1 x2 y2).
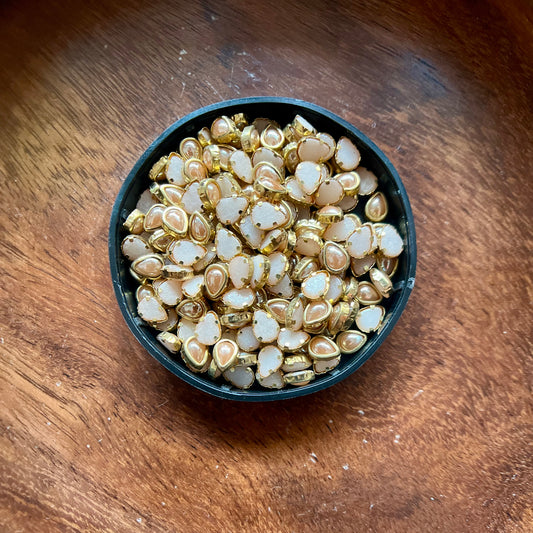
109 96 417 401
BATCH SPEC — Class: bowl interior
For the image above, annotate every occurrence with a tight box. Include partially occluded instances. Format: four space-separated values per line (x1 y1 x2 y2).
109 97 416 401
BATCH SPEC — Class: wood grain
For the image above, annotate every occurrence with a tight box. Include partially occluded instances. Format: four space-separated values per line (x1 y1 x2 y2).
0 0 531 531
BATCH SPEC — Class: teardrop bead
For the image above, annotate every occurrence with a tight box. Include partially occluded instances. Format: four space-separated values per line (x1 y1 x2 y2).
337 330 367 354
356 281 383 305
204 264 229 299
308 335 340 360
189 211 212 244
365 192 388 222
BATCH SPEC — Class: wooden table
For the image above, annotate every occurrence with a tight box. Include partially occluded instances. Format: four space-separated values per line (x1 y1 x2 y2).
1 0 531 531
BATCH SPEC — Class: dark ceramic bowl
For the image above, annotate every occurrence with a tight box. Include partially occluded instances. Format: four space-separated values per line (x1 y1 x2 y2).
109 97 416 401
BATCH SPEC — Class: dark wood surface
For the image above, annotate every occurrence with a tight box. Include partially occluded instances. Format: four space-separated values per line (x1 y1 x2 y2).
1 0 531 531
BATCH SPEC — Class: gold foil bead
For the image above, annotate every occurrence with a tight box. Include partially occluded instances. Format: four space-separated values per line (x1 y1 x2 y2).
283 369 315 386
149 155 168 181
123 209 145 234
369 267 393 298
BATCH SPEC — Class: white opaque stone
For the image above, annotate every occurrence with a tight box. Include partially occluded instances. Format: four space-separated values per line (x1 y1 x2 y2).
356 305 385 332
181 181 204 214
267 252 289 286
286 296 305 331
250 254 270 289
277 328 310 351
121 235 152 261
256 370 284 389
346 225 373 258
215 196 249 225
252 309 280 343
239 214 265 248
267 273 293 299
195 311 222 345
176 319 197 343
236 325 261 352
335 136 361 171
323 215 360 242
223 366 255 389
215 173 240 198
315 179 345 206
314 356 341 374
137 296 167 323
324 275 344 304
181 274 204 299
295 161 323 194
286 177 313 204
297 136 330 163
136 188 158 213
152 308 179 332
169 240 207 267
301 271 330 300
252 147 284 170
316 132 335 160
216 228 242 261
251 201 289 230
335 194 358 211
228 254 252 289
156 279 183 306
257 345 283 378
222 288 255 309
294 233 322 257
229 150 253 183
351 254 376 276
166 153 187 186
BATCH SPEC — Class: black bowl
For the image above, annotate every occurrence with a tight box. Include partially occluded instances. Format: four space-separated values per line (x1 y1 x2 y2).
109 97 416 401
